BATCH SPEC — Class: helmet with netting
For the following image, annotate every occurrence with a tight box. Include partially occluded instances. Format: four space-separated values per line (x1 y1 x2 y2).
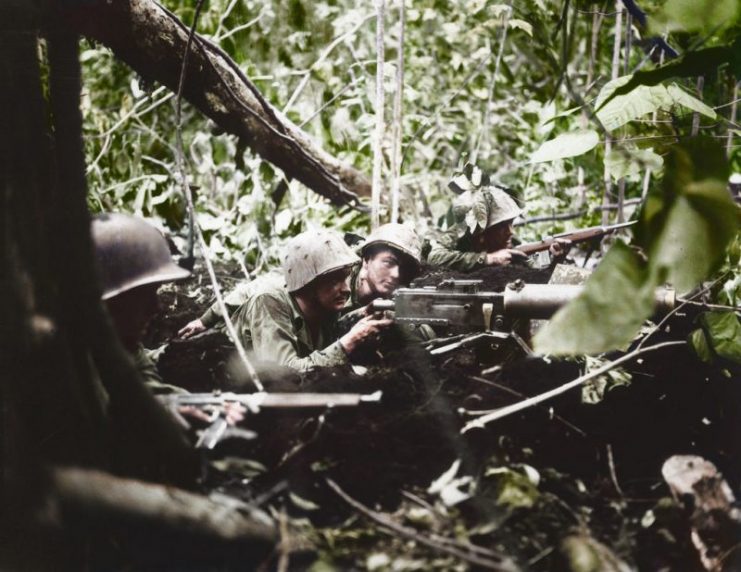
360 223 422 264
282 230 359 292
92 213 191 300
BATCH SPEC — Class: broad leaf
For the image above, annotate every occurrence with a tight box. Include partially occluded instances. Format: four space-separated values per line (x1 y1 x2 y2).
701 311 741 364
605 147 664 182
530 130 599 163
534 242 657 355
595 77 716 131
689 328 713 363
637 138 739 294
595 39 741 110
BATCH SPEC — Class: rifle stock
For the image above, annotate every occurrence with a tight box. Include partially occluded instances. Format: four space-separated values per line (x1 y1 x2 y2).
517 220 636 255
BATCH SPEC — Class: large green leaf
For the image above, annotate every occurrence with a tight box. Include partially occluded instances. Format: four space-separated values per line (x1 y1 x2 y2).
533 242 657 355
529 130 599 163
595 77 716 131
650 0 741 34
595 38 741 110
700 311 741 363
637 138 739 294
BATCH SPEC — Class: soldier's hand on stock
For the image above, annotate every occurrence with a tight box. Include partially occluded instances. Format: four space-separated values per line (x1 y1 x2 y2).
549 238 571 261
486 249 528 266
339 313 393 354
177 402 246 427
178 318 207 339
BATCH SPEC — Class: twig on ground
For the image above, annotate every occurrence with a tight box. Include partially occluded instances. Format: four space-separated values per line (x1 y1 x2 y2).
461 341 686 433
465 375 587 437
606 444 624 497
326 478 516 571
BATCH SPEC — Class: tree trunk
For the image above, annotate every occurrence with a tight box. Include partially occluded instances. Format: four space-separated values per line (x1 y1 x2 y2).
57 0 371 209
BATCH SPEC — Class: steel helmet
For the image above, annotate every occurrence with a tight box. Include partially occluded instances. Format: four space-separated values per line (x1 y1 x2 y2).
453 186 523 234
282 230 359 292
361 223 422 264
92 213 191 300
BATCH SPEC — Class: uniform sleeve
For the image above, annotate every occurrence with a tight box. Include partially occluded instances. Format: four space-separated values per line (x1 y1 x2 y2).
426 240 486 271
199 299 223 328
132 345 188 395
246 293 348 371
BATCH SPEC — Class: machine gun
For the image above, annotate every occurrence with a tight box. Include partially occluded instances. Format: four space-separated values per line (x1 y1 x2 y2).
516 220 635 255
157 391 382 449
371 279 675 347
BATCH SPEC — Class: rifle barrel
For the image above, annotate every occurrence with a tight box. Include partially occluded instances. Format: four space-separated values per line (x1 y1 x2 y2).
517 220 636 255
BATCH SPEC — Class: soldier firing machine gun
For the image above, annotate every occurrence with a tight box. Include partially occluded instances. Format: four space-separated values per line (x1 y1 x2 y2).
158 391 382 449
372 279 676 355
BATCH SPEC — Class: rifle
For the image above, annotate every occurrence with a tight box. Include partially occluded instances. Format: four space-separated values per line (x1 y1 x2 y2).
158 391 382 449
516 221 636 255
371 278 675 332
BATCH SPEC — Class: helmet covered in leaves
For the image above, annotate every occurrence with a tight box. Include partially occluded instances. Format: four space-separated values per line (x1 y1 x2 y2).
92 213 191 300
361 223 422 264
282 229 359 292
449 165 523 233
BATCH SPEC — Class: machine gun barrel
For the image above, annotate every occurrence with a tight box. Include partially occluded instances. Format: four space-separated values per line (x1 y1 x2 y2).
371 280 675 331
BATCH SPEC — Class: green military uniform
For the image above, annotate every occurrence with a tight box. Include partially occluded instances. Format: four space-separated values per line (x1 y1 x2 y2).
232 274 348 371
133 344 188 394
426 224 490 271
198 280 257 328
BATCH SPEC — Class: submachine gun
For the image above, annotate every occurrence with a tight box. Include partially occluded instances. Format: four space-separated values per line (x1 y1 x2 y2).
158 391 382 449
372 279 676 355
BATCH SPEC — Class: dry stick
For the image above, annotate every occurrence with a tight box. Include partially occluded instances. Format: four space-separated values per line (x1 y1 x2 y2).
466 375 587 437
389 0 405 224
727 81 739 158
461 341 686 433
371 0 386 229
326 479 514 571
174 0 263 391
606 443 624 497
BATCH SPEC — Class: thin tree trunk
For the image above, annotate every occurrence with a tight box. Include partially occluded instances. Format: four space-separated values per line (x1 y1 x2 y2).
371 0 386 229
389 0 405 224
727 81 739 157
602 0 623 226
691 76 705 136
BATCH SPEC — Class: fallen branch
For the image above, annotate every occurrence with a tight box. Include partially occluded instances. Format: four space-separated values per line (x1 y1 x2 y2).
461 341 686 433
326 478 517 571
59 0 370 208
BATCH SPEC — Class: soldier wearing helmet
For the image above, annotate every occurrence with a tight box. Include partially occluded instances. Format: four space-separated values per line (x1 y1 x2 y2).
348 223 422 308
93 212 190 370
426 166 569 271
93 212 246 424
178 223 423 339
231 229 392 371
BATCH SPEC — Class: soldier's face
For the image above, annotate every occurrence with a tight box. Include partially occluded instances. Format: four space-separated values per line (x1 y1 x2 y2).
363 249 402 297
313 267 352 312
105 283 160 352
478 219 515 252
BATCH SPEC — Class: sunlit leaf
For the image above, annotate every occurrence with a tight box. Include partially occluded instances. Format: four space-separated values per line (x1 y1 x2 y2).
605 147 664 182
534 242 656 355
529 130 599 163
595 77 716 131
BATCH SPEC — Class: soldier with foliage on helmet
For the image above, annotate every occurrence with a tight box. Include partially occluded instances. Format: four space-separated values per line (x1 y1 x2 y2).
426 166 570 271
92 213 245 424
230 229 392 371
